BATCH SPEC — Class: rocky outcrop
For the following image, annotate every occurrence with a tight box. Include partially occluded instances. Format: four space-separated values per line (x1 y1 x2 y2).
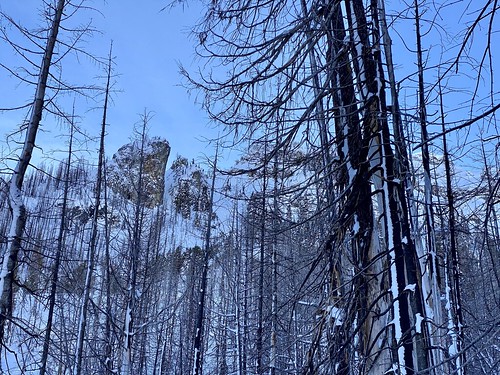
107 137 170 208
169 156 210 221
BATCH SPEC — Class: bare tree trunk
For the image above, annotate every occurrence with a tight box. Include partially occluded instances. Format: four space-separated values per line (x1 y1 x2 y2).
328 1 431 373
439 80 467 374
0 0 66 350
39 111 75 375
325 1 373 372
191 144 218 375
414 2 444 370
269 128 281 375
101 45 115 375
242 198 250 375
216 268 229 375
363 0 429 370
121 113 149 375
75 42 112 375
256 143 267 375
233 199 246 375
103 162 114 375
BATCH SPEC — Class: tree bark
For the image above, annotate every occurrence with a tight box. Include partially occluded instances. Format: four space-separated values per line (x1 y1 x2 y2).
75 42 111 375
0 0 66 349
414 2 445 370
439 80 467 374
39 111 75 375
191 144 218 375
121 113 149 375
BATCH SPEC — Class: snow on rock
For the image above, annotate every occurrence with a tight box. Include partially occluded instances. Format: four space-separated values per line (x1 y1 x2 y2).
107 137 170 208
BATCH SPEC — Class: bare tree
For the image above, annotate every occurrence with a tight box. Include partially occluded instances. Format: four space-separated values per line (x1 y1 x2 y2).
121 113 149 375
185 0 436 373
0 0 67 350
39 108 76 375
74 41 112 375
192 144 219 375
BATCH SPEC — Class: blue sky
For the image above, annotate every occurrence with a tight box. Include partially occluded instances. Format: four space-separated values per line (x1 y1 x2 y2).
0 0 213 170
1 0 498 177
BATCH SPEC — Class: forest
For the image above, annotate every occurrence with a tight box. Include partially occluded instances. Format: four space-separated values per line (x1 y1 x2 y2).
0 0 499 374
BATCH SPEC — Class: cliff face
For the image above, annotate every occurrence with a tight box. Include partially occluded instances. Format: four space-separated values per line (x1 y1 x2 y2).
107 137 170 207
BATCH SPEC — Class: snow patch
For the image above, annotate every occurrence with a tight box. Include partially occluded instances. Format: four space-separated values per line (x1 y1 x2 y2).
404 284 416 293
327 305 344 326
415 313 424 334
385 364 400 374
352 214 360 235
449 343 457 356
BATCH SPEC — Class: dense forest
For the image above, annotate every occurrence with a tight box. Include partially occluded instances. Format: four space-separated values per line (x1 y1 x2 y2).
0 0 499 374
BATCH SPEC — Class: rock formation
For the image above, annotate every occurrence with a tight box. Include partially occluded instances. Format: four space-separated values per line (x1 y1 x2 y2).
107 137 170 208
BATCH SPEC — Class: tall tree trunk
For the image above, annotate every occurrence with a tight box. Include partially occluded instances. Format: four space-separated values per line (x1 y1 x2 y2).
269 127 281 375
122 113 149 375
439 80 467 374
75 42 112 375
233 198 246 375
325 1 373 372
39 111 75 375
102 45 114 374
242 195 250 375
328 1 431 373
360 1 429 371
414 2 444 370
103 162 114 374
0 0 66 349
256 143 267 375
191 144 218 375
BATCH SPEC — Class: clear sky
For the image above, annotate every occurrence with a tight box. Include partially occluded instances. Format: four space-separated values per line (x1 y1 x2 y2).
0 0 213 170
1 0 497 177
